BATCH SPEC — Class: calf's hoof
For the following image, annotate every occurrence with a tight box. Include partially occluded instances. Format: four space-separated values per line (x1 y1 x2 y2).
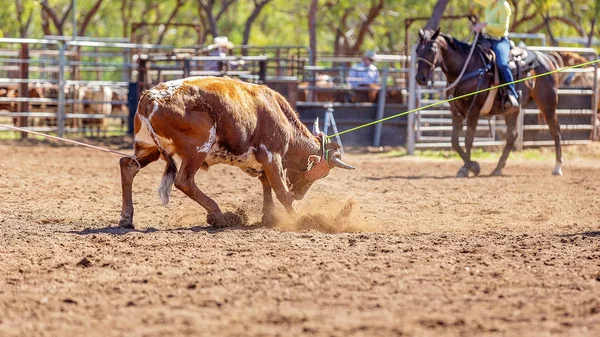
207 211 246 229
261 213 277 227
118 217 134 229
456 167 469 178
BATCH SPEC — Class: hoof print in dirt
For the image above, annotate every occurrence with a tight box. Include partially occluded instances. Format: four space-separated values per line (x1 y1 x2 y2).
207 211 247 229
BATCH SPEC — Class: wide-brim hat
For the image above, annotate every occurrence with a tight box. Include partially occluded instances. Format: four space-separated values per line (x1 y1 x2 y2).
363 50 377 61
208 36 234 49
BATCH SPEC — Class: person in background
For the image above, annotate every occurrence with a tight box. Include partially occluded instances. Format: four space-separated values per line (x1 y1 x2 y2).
204 36 234 72
347 50 380 88
473 0 519 108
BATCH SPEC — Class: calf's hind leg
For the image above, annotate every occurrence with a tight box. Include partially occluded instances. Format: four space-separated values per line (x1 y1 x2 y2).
119 145 160 228
174 155 235 228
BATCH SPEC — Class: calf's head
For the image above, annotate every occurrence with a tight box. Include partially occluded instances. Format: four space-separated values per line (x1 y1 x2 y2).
286 119 355 200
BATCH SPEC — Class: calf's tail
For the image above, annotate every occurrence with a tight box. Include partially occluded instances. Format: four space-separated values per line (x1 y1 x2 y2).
138 93 178 206
158 154 177 206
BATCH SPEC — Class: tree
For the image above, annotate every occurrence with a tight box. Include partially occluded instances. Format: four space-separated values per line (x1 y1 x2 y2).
322 0 385 56
242 0 272 47
156 0 188 45
308 0 317 66
38 0 73 36
197 0 237 41
37 0 104 37
425 0 450 30
15 0 34 38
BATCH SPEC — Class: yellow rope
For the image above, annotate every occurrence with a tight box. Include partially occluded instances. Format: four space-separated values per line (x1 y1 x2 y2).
328 58 600 138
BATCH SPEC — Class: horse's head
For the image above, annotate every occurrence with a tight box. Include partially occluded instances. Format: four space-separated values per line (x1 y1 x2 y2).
416 28 442 87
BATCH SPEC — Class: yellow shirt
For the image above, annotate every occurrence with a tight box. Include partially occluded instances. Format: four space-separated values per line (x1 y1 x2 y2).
475 0 511 38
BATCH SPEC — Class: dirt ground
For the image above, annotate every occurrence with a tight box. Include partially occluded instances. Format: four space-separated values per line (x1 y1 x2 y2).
1 141 599 337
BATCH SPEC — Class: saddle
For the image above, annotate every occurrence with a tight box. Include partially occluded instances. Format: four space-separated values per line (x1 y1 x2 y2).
477 39 539 75
475 39 539 115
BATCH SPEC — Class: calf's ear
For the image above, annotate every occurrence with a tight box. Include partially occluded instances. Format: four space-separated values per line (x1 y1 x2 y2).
306 155 321 171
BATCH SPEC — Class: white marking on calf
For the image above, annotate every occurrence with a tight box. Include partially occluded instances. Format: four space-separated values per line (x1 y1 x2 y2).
260 144 273 163
149 101 159 120
197 125 217 153
148 79 184 100
134 120 154 146
204 146 263 177
138 114 165 152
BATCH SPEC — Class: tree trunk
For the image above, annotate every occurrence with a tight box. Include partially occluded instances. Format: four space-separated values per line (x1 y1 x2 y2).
15 0 33 38
587 18 596 47
308 0 318 66
157 0 187 45
79 0 104 37
198 0 219 39
242 0 272 52
424 0 450 30
120 0 129 38
350 0 384 54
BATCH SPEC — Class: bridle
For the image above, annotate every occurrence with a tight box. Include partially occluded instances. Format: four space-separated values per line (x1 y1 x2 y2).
416 32 480 94
416 43 440 76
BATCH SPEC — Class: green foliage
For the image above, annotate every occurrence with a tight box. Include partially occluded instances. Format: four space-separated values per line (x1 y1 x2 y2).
1 0 599 53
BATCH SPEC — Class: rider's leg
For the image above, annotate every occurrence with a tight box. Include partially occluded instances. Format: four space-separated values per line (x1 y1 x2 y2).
492 37 519 107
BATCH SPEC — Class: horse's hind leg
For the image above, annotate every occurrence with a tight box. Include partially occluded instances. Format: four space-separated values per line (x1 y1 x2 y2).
544 110 563 175
491 109 519 176
532 77 563 176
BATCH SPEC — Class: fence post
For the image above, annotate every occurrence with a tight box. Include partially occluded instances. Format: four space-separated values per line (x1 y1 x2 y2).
406 45 417 155
183 59 191 78
373 65 389 147
57 44 66 137
258 59 267 84
593 54 599 141
127 82 139 135
18 43 29 139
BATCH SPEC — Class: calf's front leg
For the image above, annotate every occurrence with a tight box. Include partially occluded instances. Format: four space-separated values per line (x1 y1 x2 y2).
255 146 295 214
258 174 276 225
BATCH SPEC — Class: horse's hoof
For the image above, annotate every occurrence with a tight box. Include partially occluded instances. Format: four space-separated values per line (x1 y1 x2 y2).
552 169 563 176
456 168 469 178
118 218 134 229
469 161 481 176
490 169 502 176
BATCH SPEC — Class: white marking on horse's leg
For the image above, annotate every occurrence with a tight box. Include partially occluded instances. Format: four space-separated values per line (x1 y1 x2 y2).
260 144 273 163
552 160 563 176
196 125 217 153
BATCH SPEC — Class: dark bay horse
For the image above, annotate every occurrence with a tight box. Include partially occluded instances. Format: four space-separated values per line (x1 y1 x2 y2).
415 28 563 177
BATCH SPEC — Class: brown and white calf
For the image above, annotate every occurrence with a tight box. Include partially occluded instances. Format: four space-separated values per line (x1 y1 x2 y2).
119 76 354 228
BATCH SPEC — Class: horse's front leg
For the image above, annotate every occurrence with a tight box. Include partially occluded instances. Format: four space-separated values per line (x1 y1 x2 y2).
451 113 479 178
464 112 481 177
492 109 519 176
